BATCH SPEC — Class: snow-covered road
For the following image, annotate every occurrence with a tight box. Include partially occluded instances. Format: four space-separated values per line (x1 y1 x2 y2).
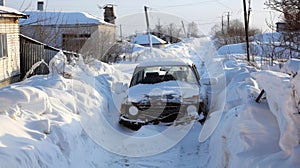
0 38 220 167
1 37 300 168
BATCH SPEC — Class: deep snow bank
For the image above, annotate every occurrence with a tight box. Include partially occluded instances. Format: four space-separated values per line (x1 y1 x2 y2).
0 38 215 167
252 70 300 154
208 55 300 168
0 52 127 167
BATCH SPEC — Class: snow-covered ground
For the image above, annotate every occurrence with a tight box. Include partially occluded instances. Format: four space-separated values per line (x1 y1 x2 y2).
0 37 300 168
218 32 300 61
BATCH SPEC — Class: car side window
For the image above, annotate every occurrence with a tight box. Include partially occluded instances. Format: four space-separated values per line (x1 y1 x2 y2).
130 69 144 87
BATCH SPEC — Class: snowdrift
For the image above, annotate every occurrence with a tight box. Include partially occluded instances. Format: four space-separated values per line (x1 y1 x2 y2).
208 54 300 167
0 51 130 167
1 37 300 168
0 38 219 167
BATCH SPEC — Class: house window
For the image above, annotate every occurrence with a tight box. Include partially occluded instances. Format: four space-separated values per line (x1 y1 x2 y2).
0 34 8 57
62 33 91 52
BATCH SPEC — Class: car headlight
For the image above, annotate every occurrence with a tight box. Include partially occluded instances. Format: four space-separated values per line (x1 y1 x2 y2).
187 105 197 114
184 95 200 104
128 106 139 116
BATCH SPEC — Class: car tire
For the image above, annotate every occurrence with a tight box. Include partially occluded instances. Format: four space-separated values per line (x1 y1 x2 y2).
198 102 207 125
119 119 142 131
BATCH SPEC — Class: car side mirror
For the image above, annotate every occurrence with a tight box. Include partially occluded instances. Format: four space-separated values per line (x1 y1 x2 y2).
201 77 218 85
113 82 129 94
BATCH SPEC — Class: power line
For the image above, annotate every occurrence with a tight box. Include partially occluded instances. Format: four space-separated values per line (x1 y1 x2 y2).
152 0 218 9
215 0 233 10
195 21 219 25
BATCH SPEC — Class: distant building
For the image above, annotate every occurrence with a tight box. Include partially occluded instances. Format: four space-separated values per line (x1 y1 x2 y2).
151 32 181 44
20 1 116 59
276 22 286 32
131 34 167 48
0 5 27 87
276 22 300 32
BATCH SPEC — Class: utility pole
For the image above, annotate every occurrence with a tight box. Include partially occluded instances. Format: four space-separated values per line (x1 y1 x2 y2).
181 21 187 38
227 12 230 32
119 24 123 41
221 15 224 34
248 0 254 61
144 6 153 51
247 0 252 27
243 0 250 62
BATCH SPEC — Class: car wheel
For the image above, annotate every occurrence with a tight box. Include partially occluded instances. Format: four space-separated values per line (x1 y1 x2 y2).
199 102 207 115
198 102 207 125
126 123 142 131
119 119 142 131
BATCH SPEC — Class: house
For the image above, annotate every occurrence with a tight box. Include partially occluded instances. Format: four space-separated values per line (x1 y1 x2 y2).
131 34 167 48
276 22 286 32
0 3 27 87
276 22 300 32
151 31 181 44
20 1 116 60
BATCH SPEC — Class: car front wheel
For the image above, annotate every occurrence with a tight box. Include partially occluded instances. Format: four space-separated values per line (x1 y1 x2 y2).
119 119 142 131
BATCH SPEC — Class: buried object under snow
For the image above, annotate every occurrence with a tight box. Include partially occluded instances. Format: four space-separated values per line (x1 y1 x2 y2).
119 58 208 130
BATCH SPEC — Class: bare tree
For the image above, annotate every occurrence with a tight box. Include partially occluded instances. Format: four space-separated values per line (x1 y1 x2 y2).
20 12 66 48
187 22 200 38
152 20 165 37
265 0 300 58
265 0 300 31
151 22 183 43
212 19 261 48
165 23 182 43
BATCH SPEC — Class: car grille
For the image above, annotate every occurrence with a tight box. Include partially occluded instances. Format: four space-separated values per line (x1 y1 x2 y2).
135 102 183 122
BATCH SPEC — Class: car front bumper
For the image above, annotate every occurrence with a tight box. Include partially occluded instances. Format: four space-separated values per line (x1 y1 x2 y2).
119 103 201 125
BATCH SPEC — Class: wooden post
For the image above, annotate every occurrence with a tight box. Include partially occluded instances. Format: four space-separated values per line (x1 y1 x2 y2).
227 12 230 32
243 0 250 62
256 89 265 103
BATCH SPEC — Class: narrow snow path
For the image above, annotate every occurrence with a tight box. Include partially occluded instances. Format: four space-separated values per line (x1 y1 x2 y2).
100 63 210 167
0 38 223 168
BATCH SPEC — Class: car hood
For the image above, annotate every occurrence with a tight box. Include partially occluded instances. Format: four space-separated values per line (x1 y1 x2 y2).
127 81 199 103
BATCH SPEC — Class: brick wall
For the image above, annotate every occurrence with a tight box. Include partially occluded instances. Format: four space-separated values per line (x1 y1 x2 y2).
0 18 21 83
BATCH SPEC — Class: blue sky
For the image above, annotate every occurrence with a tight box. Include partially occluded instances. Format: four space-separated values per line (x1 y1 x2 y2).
7 0 280 35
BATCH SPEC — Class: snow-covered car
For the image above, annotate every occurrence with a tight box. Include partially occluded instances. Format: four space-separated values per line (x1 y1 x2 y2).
119 58 207 130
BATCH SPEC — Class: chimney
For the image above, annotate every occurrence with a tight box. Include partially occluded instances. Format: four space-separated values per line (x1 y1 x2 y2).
37 0 44 11
104 4 116 24
0 0 5 6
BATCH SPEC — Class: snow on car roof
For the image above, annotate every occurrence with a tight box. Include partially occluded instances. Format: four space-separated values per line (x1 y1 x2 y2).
136 58 194 67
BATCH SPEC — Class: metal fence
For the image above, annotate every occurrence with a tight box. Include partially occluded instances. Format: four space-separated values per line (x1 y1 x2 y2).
19 34 79 79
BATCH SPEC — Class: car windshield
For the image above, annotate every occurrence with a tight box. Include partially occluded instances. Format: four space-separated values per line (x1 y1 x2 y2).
130 65 199 87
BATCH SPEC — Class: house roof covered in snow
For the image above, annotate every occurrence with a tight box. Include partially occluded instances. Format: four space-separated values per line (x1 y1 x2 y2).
0 6 27 18
131 34 167 45
20 11 112 26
